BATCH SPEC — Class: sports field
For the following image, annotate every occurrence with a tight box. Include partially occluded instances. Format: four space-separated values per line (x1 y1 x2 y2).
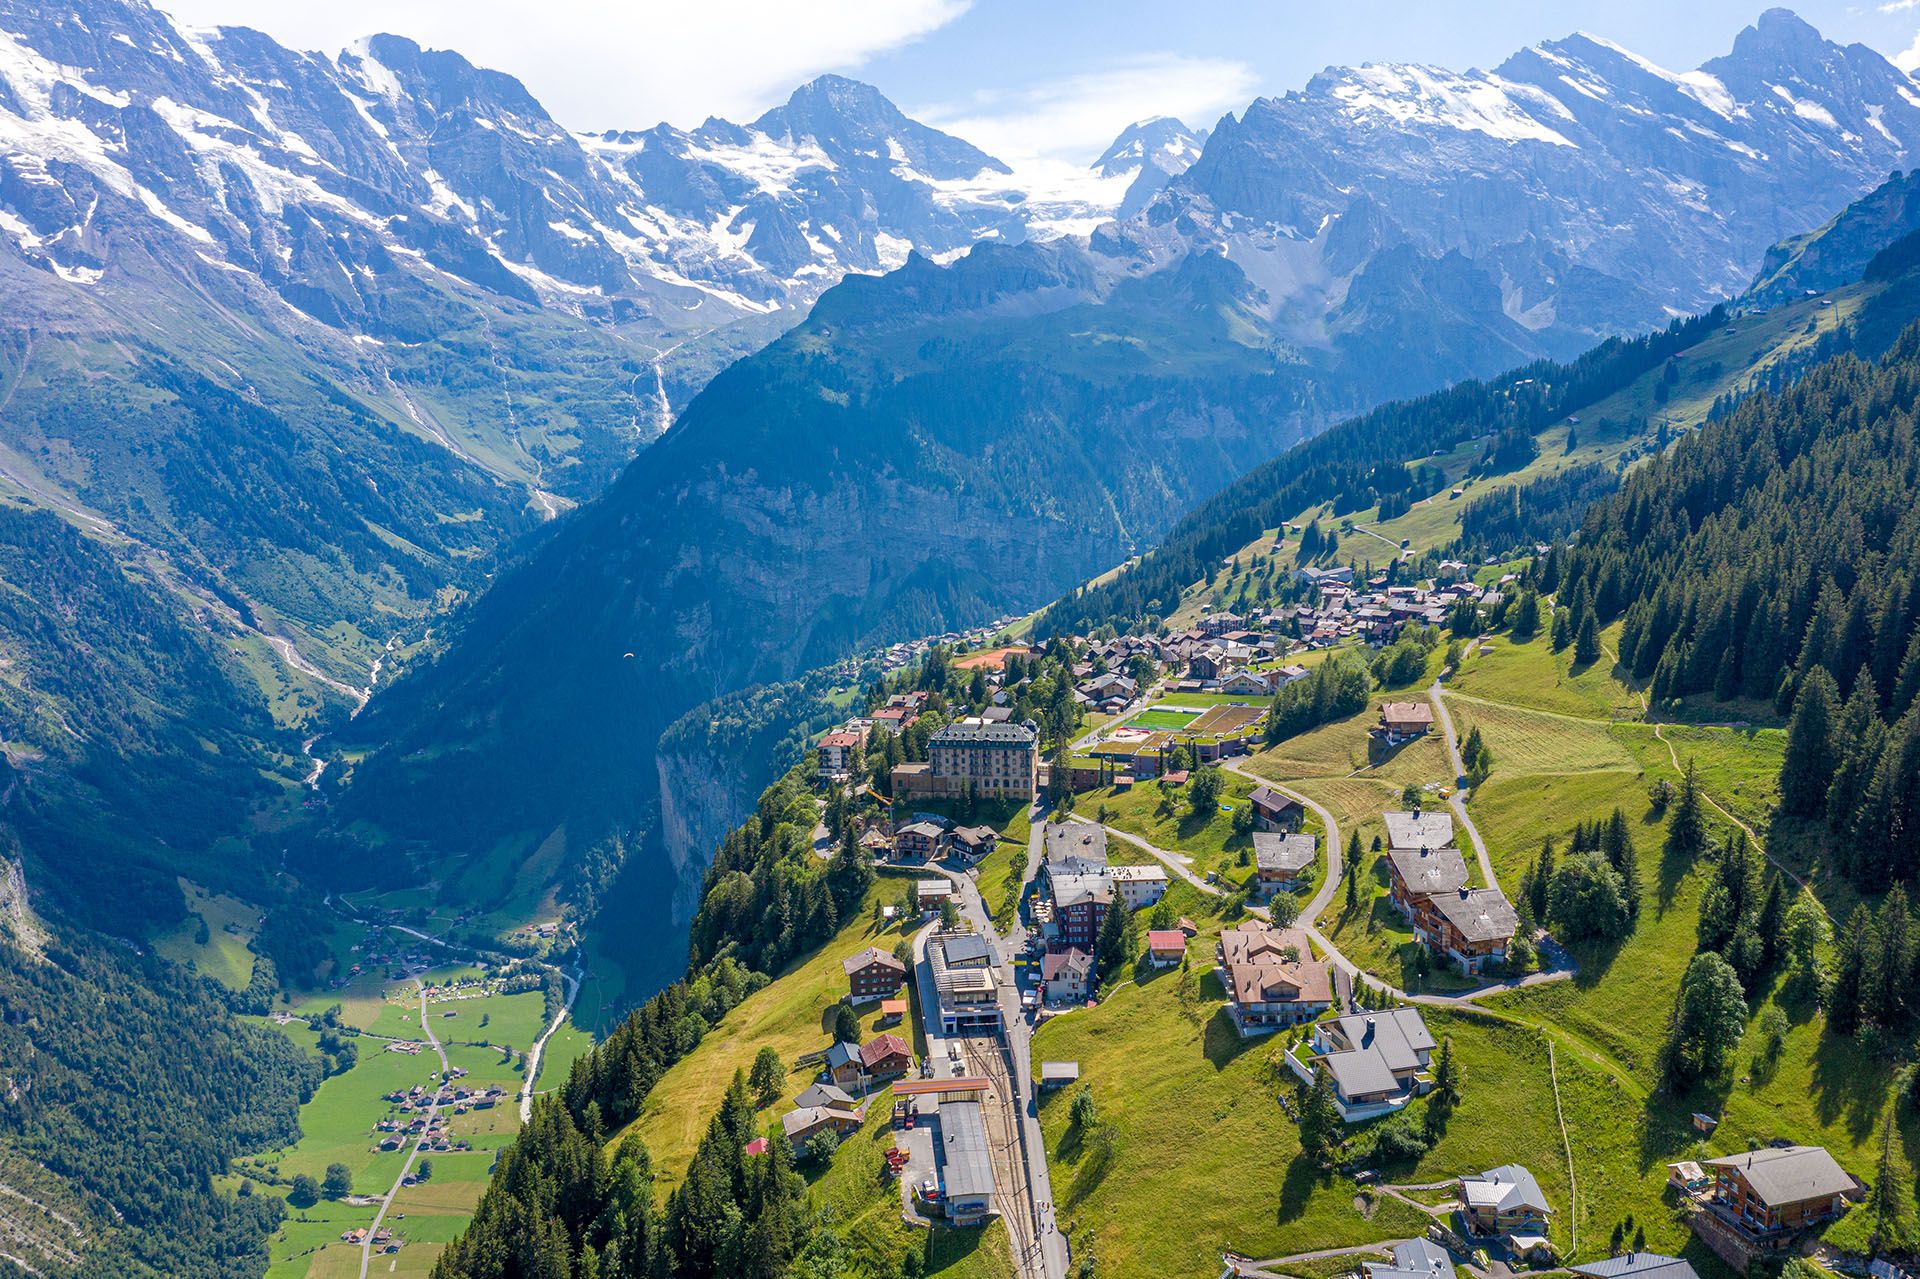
1124 707 1202 731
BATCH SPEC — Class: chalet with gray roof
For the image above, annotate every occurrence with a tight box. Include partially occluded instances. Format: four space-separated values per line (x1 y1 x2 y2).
1364 1238 1452 1279
1383 809 1454 852
1248 785 1303 831
1386 844 1469 933
1572 1255 1698 1279
1253 832 1316 894
1427 886 1520 974
1290 1007 1435 1120
1704 1145 1855 1238
1461 1163 1552 1236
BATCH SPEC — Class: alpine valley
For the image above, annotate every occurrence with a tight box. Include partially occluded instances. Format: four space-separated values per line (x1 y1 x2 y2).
9 3 1920 1277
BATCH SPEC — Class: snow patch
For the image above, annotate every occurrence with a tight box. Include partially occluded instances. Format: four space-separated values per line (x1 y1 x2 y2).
1771 84 1838 129
1328 64 1577 147
682 132 837 196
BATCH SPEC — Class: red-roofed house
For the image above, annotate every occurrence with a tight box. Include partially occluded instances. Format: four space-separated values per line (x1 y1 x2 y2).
745 1136 770 1156
1146 930 1187 968
859 1033 913 1081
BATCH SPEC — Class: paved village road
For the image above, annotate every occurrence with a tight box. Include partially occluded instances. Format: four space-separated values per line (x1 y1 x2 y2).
359 988 449 1279
1216 758 1568 1008
1425 678 1498 892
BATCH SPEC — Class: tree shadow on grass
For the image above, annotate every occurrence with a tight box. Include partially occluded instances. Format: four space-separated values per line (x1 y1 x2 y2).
1560 931 1627 991
1808 1027 1895 1144
1656 820 1694 918
1634 1091 1707 1176
1277 1155 1324 1225
1204 1007 1260 1071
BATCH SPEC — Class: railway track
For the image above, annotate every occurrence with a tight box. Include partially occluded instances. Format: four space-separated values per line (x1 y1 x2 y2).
955 1034 1047 1279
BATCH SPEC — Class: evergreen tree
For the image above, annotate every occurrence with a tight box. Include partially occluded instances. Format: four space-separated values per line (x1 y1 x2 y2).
1528 838 1555 924
1755 874 1786 973
1298 1067 1344 1167
1781 886 1831 993
1868 885 1916 1027
1827 905 1871 1035
1873 1108 1910 1250
1096 896 1132 984
1574 610 1601 666
1665 760 1706 867
831 1002 859 1045
1601 808 1639 920
1780 666 1839 817
1662 952 1749 1088
1510 591 1542 639
748 1047 785 1108
1344 829 1360 910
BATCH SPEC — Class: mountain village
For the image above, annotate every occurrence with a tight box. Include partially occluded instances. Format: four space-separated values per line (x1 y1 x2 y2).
744 558 1868 1279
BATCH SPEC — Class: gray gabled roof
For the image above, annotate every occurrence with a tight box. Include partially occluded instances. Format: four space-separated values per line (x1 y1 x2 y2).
1463 1164 1551 1216
1326 1008 1435 1071
1254 832 1316 874
1573 1255 1698 1279
1383 810 1455 851
795 1083 856 1111
1431 887 1520 943
1705 1145 1854 1207
780 1106 838 1140
1364 1237 1453 1279
823 1041 861 1070
1321 1045 1398 1098
1387 845 1468 896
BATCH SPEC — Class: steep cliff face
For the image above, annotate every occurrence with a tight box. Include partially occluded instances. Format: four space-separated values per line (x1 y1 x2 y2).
654 749 741 922
337 239 1338 935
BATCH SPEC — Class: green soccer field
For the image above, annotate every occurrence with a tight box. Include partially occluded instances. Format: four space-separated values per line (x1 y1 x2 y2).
1125 707 1202 731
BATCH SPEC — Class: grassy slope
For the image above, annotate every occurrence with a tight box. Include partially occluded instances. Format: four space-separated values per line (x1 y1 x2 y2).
1161 286 1876 636
151 876 262 990
1025 615 1908 1276
618 878 918 1194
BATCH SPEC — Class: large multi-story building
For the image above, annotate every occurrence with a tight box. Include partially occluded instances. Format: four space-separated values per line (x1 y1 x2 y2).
922 720 1038 798
816 722 868 782
1043 822 1113 949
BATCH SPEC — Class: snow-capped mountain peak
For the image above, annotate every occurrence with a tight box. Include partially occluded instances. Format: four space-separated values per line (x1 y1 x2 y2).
1091 115 1208 217
0 0 1127 334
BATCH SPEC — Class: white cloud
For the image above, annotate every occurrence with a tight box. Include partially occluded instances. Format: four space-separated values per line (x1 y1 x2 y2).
155 0 971 129
914 53 1259 166
1882 0 1920 13
1896 28 1920 72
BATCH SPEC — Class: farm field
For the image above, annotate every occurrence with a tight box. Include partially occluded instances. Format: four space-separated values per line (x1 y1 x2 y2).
245 948 583 1279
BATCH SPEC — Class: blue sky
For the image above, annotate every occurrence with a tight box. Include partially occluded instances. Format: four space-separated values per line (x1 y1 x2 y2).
160 1 1920 163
